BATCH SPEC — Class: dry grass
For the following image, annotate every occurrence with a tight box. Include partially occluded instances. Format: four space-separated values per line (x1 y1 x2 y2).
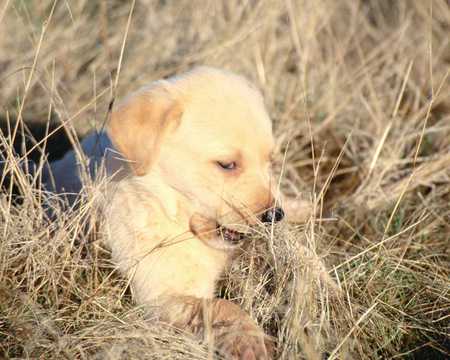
1 0 449 359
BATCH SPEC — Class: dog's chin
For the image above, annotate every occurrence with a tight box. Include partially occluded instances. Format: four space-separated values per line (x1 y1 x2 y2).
189 214 249 250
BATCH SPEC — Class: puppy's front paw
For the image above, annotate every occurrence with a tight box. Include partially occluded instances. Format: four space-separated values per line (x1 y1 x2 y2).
220 331 273 360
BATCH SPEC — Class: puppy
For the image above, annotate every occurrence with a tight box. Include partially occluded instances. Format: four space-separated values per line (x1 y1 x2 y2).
45 67 287 359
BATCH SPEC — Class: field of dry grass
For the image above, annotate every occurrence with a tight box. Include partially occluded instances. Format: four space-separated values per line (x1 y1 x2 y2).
1 0 449 359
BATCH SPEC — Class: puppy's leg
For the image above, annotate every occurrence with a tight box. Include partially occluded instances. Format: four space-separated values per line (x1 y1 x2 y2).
157 296 273 360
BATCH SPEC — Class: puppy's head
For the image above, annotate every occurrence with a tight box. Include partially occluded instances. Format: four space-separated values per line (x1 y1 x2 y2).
108 67 284 250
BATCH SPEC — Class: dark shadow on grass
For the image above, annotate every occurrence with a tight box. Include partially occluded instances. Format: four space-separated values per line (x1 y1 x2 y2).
0 114 77 199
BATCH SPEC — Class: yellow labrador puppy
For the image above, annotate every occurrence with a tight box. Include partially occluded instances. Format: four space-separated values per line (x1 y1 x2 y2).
46 67 287 359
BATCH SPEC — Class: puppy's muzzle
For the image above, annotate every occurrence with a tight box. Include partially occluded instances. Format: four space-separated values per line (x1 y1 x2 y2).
261 207 284 223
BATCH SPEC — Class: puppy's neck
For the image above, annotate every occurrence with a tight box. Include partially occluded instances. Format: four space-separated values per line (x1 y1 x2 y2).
135 166 194 227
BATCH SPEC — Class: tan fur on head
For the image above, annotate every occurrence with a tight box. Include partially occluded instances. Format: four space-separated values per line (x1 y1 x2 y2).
109 67 279 235
108 87 183 176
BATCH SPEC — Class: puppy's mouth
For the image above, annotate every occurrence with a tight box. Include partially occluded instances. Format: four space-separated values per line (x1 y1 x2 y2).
190 214 250 249
216 223 246 245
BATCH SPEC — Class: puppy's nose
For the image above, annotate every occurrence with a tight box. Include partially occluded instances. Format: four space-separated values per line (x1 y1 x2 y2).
261 207 285 223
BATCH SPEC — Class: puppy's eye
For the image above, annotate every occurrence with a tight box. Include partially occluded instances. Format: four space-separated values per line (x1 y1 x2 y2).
217 161 237 171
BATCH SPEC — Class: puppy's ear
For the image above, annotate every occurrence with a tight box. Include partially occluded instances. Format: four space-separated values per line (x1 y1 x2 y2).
108 89 182 176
